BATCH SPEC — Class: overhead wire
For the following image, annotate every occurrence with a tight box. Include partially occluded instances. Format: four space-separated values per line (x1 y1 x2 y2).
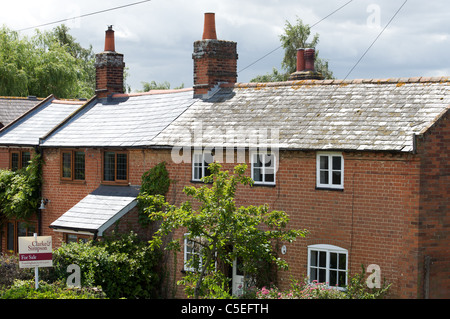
16 0 152 32
237 0 354 74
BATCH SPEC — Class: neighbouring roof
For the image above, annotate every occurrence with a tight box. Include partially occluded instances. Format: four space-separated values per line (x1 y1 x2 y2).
0 96 42 128
49 185 140 236
0 95 85 147
40 88 195 148
151 77 450 152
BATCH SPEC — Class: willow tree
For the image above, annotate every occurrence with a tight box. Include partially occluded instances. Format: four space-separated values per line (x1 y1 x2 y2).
139 163 307 299
0 25 95 98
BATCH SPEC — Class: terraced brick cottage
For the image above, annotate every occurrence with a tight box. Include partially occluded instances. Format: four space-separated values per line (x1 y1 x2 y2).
0 13 448 299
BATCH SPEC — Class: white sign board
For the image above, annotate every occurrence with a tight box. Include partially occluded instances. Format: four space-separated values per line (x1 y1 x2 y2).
19 236 53 268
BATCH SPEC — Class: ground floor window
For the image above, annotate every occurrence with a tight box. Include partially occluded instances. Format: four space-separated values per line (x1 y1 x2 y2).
65 233 91 244
184 234 203 272
307 244 348 288
6 221 36 253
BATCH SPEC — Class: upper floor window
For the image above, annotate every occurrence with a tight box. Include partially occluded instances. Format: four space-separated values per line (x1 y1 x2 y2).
103 151 128 183
251 152 276 185
10 150 31 171
61 150 85 181
316 153 344 189
192 150 214 182
307 244 348 289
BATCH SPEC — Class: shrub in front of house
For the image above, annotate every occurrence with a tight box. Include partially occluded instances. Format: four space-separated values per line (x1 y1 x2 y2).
48 231 163 299
0 279 106 299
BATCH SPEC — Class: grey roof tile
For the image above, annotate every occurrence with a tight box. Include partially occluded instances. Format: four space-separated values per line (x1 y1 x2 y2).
152 79 450 152
0 97 84 146
41 89 195 147
50 185 140 235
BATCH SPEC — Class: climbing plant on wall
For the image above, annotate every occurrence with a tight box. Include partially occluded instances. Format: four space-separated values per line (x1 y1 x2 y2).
0 153 43 221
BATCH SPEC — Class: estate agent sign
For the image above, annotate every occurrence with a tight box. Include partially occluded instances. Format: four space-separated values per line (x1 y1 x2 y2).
19 235 53 268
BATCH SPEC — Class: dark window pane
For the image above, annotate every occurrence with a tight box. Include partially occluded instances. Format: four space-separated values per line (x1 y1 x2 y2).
27 224 36 236
265 171 274 182
339 253 347 270
116 154 127 180
330 270 337 286
319 269 326 283
104 152 115 181
310 268 317 282
330 252 337 269
320 156 329 169
332 156 341 170
253 168 263 182
11 153 19 171
310 250 317 267
7 223 14 251
338 271 346 287
332 171 341 185
74 152 85 180
62 152 72 178
320 171 329 184
21 152 30 169
319 251 326 268
17 222 27 237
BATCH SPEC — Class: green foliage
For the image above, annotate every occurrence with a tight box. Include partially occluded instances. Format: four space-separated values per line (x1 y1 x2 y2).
251 16 333 82
0 280 106 299
139 81 185 92
141 163 308 299
138 162 172 226
48 232 162 299
0 154 42 220
0 254 34 290
0 24 95 98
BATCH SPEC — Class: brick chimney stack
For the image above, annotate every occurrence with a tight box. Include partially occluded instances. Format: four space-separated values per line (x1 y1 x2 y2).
289 48 324 81
95 26 125 98
193 13 238 98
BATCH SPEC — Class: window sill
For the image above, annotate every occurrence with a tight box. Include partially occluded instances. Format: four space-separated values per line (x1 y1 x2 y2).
315 186 344 192
60 179 86 185
253 182 276 188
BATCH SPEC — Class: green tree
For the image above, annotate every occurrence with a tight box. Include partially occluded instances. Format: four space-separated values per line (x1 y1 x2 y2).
0 24 95 98
139 80 184 92
251 17 333 82
139 162 307 299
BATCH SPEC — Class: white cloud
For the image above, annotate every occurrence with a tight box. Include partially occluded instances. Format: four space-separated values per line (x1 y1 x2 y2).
1 0 449 90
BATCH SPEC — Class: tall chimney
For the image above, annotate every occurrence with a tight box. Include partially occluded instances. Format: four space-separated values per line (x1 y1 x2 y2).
95 26 125 98
289 47 323 81
193 13 238 98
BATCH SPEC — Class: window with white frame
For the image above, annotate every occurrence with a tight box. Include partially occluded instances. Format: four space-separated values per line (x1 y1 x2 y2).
184 235 203 272
192 150 214 182
251 152 276 185
316 153 344 189
307 244 348 288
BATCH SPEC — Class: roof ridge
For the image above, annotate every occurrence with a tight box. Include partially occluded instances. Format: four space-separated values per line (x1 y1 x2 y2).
112 87 193 98
231 76 450 89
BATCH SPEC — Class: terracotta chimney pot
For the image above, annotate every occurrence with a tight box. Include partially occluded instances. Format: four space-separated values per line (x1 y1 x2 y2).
202 13 217 40
296 48 305 72
304 48 315 71
104 25 115 52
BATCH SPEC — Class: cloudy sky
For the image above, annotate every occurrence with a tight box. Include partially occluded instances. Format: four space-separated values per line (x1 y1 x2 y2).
1 0 449 92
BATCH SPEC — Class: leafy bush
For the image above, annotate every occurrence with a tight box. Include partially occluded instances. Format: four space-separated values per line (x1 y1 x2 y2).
0 253 34 289
48 231 162 299
0 280 106 299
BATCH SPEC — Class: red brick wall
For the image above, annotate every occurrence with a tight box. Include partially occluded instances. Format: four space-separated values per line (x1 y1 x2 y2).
416 109 450 298
160 150 424 299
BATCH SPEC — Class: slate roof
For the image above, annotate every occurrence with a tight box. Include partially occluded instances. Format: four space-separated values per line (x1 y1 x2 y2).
0 96 42 128
49 185 140 236
41 88 196 148
151 77 450 153
0 96 85 147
